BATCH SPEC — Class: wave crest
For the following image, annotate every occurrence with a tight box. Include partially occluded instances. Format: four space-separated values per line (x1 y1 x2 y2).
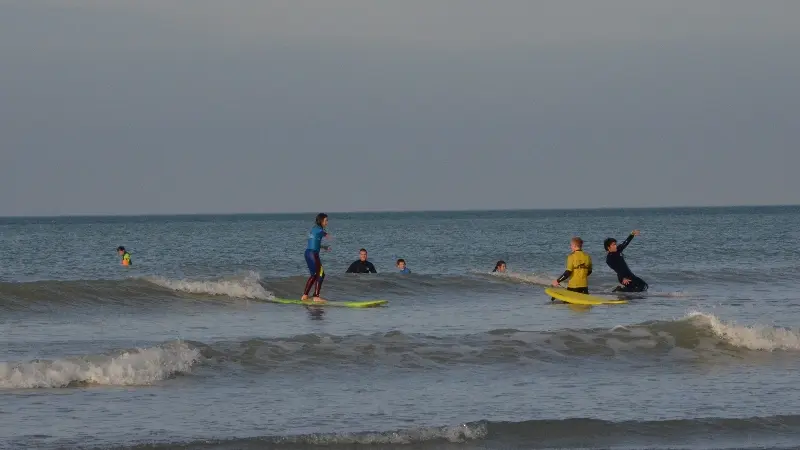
145 271 274 300
0 341 200 389
192 312 800 372
687 311 800 351
123 415 800 449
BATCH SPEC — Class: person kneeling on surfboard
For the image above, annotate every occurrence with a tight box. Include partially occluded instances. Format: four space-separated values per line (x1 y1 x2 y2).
604 230 649 293
551 237 592 295
302 213 331 303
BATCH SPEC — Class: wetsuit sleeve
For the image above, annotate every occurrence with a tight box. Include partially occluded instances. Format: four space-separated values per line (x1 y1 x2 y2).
558 255 573 282
346 261 357 273
617 234 635 253
368 262 377 273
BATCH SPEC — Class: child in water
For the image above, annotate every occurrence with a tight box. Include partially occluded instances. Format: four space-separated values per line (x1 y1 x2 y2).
117 246 131 266
492 260 506 273
396 258 411 274
302 213 331 303
552 237 592 294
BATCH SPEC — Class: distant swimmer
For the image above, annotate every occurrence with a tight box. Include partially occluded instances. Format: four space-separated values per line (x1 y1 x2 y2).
552 237 592 295
117 246 132 266
302 213 331 303
604 230 649 293
346 248 377 274
492 260 506 273
396 258 411 274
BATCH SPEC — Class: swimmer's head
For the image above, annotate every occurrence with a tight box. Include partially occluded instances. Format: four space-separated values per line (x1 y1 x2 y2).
359 248 368 261
493 260 506 272
117 246 126 255
396 259 406 270
603 238 617 252
570 237 583 251
315 213 328 228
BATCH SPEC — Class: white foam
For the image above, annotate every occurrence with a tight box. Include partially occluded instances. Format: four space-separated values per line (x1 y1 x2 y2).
686 311 800 351
649 291 692 298
490 271 553 286
281 422 487 445
147 271 274 300
0 342 200 389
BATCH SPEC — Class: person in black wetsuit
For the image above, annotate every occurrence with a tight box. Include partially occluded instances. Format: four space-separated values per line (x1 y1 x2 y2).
346 248 377 274
603 230 648 292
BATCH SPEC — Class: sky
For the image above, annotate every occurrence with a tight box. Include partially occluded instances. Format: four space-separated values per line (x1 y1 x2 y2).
1 0 798 216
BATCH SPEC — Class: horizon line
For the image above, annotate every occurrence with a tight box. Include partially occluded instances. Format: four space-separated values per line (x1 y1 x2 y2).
1 202 798 220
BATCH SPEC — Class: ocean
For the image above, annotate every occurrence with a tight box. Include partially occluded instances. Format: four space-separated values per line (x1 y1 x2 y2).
1 206 800 450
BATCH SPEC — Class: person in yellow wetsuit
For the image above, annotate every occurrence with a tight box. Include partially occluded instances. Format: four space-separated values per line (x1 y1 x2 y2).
551 237 592 294
117 246 132 266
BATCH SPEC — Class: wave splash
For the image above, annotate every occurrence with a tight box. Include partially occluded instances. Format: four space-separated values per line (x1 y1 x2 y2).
145 271 274 300
0 341 200 389
687 310 800 351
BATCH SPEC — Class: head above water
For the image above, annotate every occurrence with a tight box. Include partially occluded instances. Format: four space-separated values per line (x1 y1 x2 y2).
359 248 368 261
604 238 617 252
570 237 583 251
493 260 506 272
315 213 328 228
116 246 126 254
396 258 406 269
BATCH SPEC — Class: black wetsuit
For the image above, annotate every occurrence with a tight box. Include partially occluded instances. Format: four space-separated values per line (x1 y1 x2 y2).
346 260 377 274
606 234 648 292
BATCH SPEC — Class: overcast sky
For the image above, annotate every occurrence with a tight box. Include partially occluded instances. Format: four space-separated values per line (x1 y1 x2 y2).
2 0 798 216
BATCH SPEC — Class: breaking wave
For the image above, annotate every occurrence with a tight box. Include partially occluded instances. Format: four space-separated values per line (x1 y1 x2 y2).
0 341 200 389
116 414 800 449
3 312 796 389
146 271 273 300
186 311 800 371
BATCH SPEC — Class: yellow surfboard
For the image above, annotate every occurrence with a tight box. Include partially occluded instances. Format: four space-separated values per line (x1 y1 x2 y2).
268 298 388 308
544 287 628 305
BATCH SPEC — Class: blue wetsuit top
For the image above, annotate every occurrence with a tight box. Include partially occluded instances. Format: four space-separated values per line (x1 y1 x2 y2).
307 225 327 252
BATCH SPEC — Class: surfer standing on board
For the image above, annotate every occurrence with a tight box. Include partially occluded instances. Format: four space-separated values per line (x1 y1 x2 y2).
552 237 592 295
604 230 649 292
302 213 331 303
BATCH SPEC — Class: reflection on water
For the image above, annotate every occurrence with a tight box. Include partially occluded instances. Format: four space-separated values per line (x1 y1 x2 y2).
305 306 326 320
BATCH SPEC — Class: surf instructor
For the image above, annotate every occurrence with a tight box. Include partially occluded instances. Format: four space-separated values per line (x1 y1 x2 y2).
302 213 331 303
346 249 377 274
552 237 592 294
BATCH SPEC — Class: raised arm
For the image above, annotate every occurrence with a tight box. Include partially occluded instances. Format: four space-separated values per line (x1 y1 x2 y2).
617 230 639 253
